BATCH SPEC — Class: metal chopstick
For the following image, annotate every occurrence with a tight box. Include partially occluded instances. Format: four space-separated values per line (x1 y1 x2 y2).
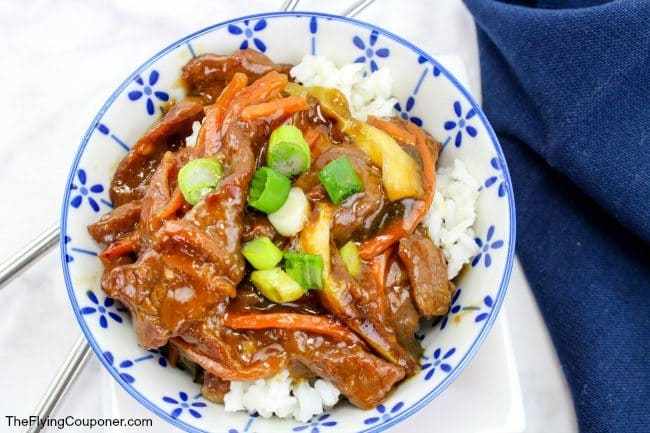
25 337 91 433
341 0 377 18
0 224 59 291
19 1 384 431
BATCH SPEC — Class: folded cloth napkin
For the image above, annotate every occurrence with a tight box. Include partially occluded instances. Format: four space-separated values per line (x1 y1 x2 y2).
462 1 650 432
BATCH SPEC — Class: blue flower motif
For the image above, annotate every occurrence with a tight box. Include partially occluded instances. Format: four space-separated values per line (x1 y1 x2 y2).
484 157 506 198
353 30 390 72
162 392 207 419
394 96 423 127
80 290 124 329
103 351 136 384
363 401 405 425
70 169 105 212
471 225 504 268
421 347 456 381
440 287 463 330
443 101 478 147
475 295 494 323
148 348 169 367
418 55 441 76
228 19 267 52
293 413 337 433
127 70 169 116
64 235 74 263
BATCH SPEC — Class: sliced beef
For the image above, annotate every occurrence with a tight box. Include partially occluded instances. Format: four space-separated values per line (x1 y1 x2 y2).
296 146 384 243
87 199 142 244
201 373 230 404
182 50 291 104
242 213 278 242
110 98 204 206
385 257 422 360
284 331 405 409
398 230 451 317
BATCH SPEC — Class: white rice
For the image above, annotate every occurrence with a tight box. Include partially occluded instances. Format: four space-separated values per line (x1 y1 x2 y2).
224 370 340 422
425 160 480 279
221 56 480 421
290 55 397 120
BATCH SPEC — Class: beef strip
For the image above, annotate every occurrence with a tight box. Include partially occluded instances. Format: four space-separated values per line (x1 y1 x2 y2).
87 199 142 244
182 50 291 104
385 256 422 360
110 98 204 207
398 230 452 317
201 372 230 403
242 213 278 242
284 331 405 409
296 146 384 244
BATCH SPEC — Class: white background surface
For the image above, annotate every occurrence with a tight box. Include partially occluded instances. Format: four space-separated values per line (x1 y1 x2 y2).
0 1 577 432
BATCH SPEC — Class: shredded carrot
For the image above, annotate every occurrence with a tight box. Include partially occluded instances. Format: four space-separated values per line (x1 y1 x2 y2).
240 96 309 121
367 116 416 146
99 232 140 261
224 313 361 344
155 187 185 220
359 123 437 259
195 72 249 156
221 71 288 128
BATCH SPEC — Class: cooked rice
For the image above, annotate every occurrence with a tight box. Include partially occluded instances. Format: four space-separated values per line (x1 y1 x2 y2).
224 370 340 422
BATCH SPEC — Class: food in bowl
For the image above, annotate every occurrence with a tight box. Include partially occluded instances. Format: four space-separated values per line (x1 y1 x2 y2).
87 49 479 422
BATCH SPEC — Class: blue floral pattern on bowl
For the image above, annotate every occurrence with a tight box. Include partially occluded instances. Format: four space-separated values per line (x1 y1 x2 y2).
293 414 337 433
353 30 389 72
128 70 169 116
421 347 456 381
444 101 478 147
485 157 507 198
80 290 124 329
163 392 207 419
363 401 405 425
104 351 136 384
394 96 423 127
70 169 109 212
472 225 504 268
228 19 268 52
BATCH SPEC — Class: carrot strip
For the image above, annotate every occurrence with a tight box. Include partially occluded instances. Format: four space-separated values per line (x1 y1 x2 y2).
359 123 436 259
195 72 249 156
367 116 416 146
224 313 361 344
155 187 185 220
240 96 309 121
99 232 140 261
221 71 288 128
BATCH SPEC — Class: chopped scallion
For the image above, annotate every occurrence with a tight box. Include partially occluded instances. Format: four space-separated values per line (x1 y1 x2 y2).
250 268 306 303
284 251 324 290
248 167 291 213
241 237 283 270
340 241 361 278
267 125 311 176
318 156 364 204
177 158 224 205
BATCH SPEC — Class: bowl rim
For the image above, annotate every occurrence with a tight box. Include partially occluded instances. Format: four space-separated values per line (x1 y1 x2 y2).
59 10 516 433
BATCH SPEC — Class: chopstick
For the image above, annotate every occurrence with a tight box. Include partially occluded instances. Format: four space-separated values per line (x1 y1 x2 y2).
14 1 379 431
0 224 59 290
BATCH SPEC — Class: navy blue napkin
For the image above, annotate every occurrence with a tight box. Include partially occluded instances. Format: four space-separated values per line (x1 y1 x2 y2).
461 1 650 432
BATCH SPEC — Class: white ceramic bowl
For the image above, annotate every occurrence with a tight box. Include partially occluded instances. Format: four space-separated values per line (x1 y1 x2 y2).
60 12 515 433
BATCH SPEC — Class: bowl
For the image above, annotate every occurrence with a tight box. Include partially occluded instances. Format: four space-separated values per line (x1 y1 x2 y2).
60 11 516 433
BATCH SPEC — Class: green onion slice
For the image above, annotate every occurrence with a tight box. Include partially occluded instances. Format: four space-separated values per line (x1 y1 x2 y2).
177 158 224 205
267 125 311 176
283 251 324 290
248 167 292 213
340 241 361 278
241 237 283 270
318 156 364 204
250 268 306 303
